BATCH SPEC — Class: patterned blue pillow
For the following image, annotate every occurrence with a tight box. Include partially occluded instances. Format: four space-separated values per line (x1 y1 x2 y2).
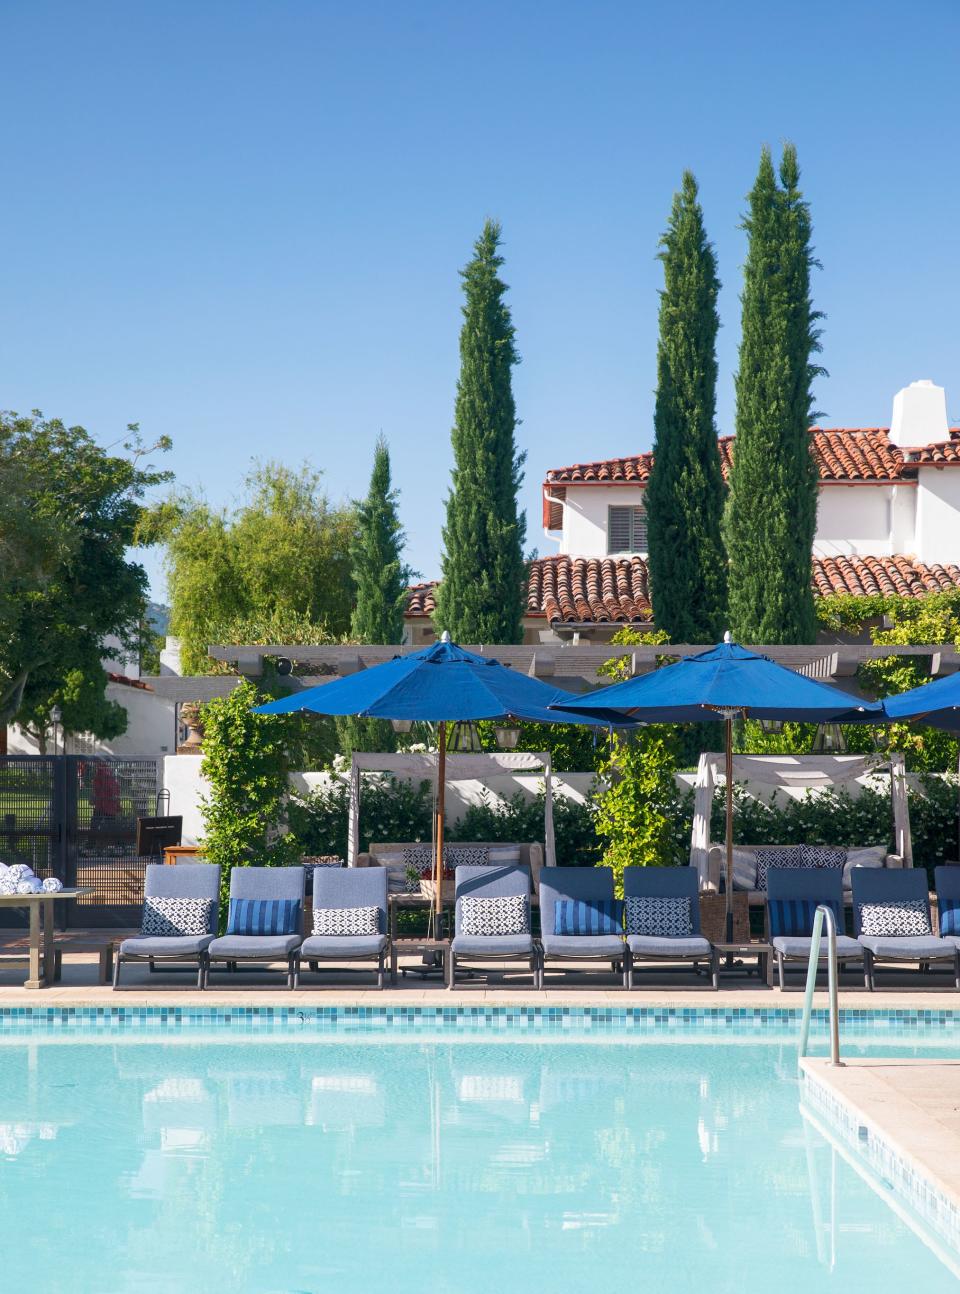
554 899 623 936
768 898 841 939
940 899 960 938
227 898 301 936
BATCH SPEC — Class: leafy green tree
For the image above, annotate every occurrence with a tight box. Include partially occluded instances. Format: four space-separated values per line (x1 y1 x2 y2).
646 171 727 642
157 461 357 674
724 145 823 644
592 628 684 892
199 680 302 912
434 220 526 644
0 412 170 737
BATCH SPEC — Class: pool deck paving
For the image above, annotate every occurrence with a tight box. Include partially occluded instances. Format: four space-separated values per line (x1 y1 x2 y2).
0 945 959 1008
801 1056 960 1216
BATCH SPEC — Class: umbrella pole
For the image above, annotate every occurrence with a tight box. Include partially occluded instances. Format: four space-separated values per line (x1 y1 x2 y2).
435 721 446 928
725 716 734 942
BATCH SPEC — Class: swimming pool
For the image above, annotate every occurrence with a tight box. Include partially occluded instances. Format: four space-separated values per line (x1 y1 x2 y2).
1 1008 957 1293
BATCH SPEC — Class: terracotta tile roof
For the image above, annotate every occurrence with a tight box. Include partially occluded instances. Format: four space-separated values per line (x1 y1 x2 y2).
406 555 960 626
812 555 960 598
405 582 437 616
544 428 960 492
528 555 652 624
106 671 153 692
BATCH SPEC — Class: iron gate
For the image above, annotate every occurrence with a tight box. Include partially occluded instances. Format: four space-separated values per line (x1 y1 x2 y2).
0 755 161 927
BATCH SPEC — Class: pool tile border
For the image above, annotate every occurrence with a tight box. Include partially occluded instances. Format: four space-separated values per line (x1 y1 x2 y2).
1 1003 959 1037
801 1066 960 1257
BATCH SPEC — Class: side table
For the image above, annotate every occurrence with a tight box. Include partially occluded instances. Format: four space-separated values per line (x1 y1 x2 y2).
713 941 774 988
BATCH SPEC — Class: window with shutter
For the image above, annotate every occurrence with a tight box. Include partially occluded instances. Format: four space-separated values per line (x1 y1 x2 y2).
607 505 648 554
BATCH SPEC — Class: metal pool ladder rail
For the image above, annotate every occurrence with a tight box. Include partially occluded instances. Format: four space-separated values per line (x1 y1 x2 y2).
798 904 843 1067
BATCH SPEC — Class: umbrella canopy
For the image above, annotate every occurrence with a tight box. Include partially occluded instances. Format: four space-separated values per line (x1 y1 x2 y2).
553 639 882 724
881 671 960 733
552 637 882 936
253 636 628 727
253 635 630 920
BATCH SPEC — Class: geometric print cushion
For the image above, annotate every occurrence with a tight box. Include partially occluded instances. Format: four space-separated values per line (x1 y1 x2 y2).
226 897 301 936
141 895 215 938
755 845 805 893
401 847 437 889
624 895 693 937
858 899 931 938
312 905 380 937
459 894 529 937
800 845 847 871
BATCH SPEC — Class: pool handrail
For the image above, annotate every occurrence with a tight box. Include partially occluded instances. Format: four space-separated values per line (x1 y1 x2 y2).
798 903 843 1067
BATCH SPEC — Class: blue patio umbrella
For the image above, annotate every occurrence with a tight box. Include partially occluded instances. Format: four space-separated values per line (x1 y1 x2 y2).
881 671 960 733
881 672 960 858
254 634 631 915
552 635 882 934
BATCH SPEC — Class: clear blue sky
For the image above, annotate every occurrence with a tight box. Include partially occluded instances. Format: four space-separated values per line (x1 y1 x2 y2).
3 1 959 602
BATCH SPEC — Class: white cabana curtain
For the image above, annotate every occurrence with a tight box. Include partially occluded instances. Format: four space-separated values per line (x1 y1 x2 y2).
689 752 911 874
347 751 555 866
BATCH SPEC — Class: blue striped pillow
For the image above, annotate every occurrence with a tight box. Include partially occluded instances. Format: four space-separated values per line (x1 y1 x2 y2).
768 898 841 939
227 897 301 936
554 898 623 936
938 898 960 937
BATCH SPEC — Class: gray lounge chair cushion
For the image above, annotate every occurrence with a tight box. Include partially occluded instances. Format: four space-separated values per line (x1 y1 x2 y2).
451 933 534 957
207 934 302 959
542 933 625 958
300 934 386 959
120 934 215 958
627 935 712 959
772 935 862 959
858 935 957 960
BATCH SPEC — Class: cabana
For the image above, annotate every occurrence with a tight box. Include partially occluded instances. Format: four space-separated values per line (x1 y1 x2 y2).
689 752 911 901
346 750 561 867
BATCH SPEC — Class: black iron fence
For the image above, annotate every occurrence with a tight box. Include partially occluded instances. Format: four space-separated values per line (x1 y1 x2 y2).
0 754 161 927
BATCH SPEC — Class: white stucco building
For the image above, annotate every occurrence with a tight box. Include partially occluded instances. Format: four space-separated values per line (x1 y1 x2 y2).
404 379 960 643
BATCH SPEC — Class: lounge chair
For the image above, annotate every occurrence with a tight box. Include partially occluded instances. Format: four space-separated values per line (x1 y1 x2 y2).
622 866 716 989
297 865 388 988
934 866 960 959
765 866 863 990
539 866 628 988
852 868 959 990
206 866 305 989
448 864 540 989
114 862 221 989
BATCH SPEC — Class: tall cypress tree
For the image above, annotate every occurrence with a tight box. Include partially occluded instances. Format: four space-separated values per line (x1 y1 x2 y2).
434 220 526 644
350 435 409 644
724 145 823 643
646 171 727 642
340 436 410 755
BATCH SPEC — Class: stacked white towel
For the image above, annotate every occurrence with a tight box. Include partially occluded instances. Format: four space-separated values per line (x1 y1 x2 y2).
0 863 60 895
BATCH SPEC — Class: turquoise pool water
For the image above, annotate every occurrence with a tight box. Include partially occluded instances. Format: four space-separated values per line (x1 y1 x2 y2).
1 1011 957 1293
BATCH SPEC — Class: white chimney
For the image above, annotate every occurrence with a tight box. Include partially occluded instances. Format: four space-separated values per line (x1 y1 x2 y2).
889 379 949 448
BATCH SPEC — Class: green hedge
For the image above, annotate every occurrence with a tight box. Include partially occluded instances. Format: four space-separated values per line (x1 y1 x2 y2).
288 772 959 877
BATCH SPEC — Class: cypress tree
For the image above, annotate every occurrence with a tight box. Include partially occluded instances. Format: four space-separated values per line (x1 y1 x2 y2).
341 436 410 755
434 220 526 644
724 145 823 643
646 171 727 642
350 435 409 644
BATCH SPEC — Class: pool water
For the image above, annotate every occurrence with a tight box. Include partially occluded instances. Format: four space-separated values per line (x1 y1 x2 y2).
0 1032 957 1293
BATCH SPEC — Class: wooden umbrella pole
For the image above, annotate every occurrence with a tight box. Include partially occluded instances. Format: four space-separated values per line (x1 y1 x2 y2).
725 715 734 942
435 720 446 921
